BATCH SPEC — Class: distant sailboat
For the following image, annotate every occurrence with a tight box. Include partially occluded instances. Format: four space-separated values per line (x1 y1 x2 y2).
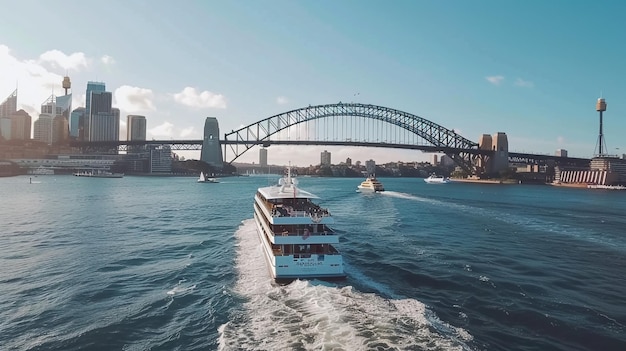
198 172 219 183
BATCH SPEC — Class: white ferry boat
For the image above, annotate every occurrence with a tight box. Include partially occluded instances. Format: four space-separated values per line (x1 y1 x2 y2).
424 174 451 184
73 170 124 178
253 168 345 280
357 175 385 192
29 166 55 175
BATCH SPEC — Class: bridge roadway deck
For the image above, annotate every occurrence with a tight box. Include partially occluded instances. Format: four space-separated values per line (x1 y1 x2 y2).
69 140 590 165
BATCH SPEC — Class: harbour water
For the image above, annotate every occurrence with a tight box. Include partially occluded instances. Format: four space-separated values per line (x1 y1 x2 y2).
1 175 624 350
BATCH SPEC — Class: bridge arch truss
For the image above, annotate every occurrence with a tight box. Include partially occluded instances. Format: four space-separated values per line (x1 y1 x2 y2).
223 103 479 172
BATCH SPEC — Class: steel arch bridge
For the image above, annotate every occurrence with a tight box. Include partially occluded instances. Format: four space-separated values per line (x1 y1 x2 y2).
223 102 481 173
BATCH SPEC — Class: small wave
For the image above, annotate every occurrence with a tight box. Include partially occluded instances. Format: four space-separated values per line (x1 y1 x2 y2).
166 282 196 296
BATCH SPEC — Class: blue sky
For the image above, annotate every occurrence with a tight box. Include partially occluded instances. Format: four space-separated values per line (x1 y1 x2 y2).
1 0 625 166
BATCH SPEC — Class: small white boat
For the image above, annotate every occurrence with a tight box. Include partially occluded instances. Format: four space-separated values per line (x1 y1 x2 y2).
357 175 385 193
73 170 124 178
29 166 54 175
198 172 219 183
587 184 626 190
424 174 451 184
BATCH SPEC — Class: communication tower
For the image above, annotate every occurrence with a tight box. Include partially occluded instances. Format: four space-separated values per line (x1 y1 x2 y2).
62 76 71 95
595 97 607 156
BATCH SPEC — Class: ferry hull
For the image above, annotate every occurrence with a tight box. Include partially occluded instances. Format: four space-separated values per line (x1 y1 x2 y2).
254 213 345 280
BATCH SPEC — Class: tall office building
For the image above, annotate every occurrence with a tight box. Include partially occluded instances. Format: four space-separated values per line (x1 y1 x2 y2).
54 94 72 143
85 81 106 140
70 107 85 139
365 159 376 175
34 95 58 144
0 89 17 118
88 90 117 141
0 90 18 139
112 108 120 140
33 115 53 144
556 149 568 157
9 109 32 140
320 150 331 166
127 115 147 141
259 147 268 167
200 117 223 169
0 117 10 140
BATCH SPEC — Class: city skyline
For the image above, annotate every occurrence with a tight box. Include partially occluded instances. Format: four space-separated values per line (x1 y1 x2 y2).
1 0 626 166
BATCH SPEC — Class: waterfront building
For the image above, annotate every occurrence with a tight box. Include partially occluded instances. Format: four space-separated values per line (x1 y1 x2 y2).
365 159 376 175
150 144 172 173
440 155 456 168
556 149 568 157
320 150 331 166
259 147 268 168
431 154 438 166
200 117 223 169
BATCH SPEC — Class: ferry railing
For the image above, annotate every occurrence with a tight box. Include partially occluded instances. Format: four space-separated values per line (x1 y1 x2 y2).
271 226 335 237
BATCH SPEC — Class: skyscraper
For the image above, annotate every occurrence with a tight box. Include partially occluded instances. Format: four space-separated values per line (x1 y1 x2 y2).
259 147 268 167
34 95 57 144
88 90 116 141
85 81 106 140
70 107 85 139
127 115 147 141
0 90 17 118
0 90 18 139
9 109 32 140
54 94 72 143
320 150 331 166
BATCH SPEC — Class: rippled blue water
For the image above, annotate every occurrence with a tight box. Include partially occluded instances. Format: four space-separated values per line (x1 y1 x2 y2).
1 175 624 350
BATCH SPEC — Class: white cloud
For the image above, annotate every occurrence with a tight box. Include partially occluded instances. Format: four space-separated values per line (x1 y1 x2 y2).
486 75 504 85
514 78 534 88
114 85 155 112
172 87 226 109
557 136 565 144
0 46 68 118
101 55 116 65
39 49 88 71
180 126 197 138
276 96 288 105
149 122 174 138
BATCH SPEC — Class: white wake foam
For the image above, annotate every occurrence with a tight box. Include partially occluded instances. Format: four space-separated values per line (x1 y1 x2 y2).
217 220 473 351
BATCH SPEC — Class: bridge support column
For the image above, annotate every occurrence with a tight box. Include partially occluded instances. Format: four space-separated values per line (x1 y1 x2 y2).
201 117 223 169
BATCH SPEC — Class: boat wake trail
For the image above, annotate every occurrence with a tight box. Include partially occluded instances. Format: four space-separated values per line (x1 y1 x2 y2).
217 220 473 351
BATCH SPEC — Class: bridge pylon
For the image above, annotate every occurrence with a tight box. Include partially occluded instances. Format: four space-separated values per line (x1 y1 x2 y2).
200 117 223 169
